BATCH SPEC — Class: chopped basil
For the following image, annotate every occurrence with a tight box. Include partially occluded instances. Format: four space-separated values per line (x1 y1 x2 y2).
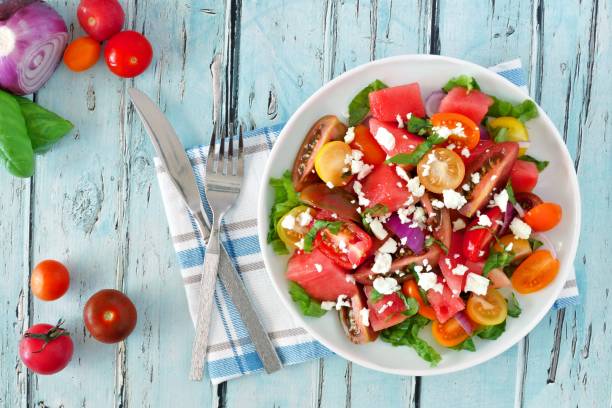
406 116 433 135
483 250 515 277
506 182 517 205
491 126 510 143
450 337 476 352
425 236 449 254
487 97 539 123
303 220 343 252
348 79 388 126
362 204 389 229
398 292 420 317
529 238 544 251
267 171 302 254
507 293 522 318
369 288 383 303
380 315 442 366
386 132 446 166
519 154 549 172
288 282 327 317
442 75 481 94
475 320 506 340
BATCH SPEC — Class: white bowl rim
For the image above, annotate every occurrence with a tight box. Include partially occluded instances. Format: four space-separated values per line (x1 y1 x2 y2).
256 54 581 376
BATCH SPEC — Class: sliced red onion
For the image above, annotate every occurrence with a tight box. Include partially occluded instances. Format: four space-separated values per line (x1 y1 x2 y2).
385 213 425 254
513 202 525 218
478 124 490 140
0 0 35 20
425 90 445 117
499 202 515 235
488 268 512 288
534 233 557 258
0 2 67 95
454 311 475 335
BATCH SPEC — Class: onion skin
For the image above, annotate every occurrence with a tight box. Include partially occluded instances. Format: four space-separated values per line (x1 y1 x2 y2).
454 311 475 335
0 0 35 20
0 2 68 95
425 90 445 117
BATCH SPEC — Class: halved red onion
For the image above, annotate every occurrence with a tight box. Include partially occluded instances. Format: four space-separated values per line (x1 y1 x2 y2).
478 124 490 140
0 0 35 20
385 213 425 254
0 2 67 95
499 202 515 235
454 311 475 336
534 233 557 258
424 90 445 117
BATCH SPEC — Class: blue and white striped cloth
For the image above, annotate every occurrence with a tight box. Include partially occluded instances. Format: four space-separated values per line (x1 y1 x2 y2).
155 59 579 384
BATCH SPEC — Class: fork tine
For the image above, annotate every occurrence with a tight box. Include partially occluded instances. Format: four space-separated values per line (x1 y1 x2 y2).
207 129 217 173
236 125 244 178
228 126 234 175
218 124 226 174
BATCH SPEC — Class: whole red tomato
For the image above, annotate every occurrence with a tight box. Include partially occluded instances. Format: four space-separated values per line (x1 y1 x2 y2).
104 31 153 78
84 289 137 343
30 260 70 301
19 320 73 375
77 0 125 42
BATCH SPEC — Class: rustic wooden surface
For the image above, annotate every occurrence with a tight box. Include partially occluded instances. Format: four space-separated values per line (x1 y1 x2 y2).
0 0 609 407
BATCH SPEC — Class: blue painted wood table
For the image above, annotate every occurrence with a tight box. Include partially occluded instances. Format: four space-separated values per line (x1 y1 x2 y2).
0 0 609 406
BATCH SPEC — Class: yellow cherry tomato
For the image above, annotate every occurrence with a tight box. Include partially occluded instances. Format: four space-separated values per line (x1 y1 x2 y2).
492 235 532 262
314 141 353 186
417 148 465 194
466 287 508 326
488 117 529 143
276 206 313 249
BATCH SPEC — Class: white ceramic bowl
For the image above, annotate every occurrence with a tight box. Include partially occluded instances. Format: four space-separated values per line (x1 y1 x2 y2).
257 55 581 376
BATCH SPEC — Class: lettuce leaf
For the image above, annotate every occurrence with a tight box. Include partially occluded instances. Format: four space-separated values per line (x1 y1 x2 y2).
487 97 539 122
442 75 481 93
380 315 441 366
288 282 327 317
348 79 387 126
267 171 301 254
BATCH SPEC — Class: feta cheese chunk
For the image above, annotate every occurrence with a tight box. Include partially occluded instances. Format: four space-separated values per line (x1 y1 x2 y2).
321 301 336 311
314 263 323 273
369 219 388 240
510 217 532 239
461 147 471 158
281 214 296 230
471 172 481 184
417 272 443 293
336 294 351 310
378 238 398 254
373 276 400 295
359 308 370 327
478 214 492 227
464 273 490 296
296 209 313 227
371 252 392 274
375 127 396 151
493 189 509 212
452 264 469 276
344 126 355 144
406 176 426 197
442 189 468 210
396 113 404 128
431 199 445 209
353 181 371 206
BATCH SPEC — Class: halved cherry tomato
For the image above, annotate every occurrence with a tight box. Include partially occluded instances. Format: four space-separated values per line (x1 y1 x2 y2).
511 250 559 293
432 318 469 347
523 202 562 232
314 141 353 186
350 124 386 165
314 221 372 269
292 116 347 191
63 36 101 72
492 235 532 262
515 192 543 212
510 160 539 193
417 148 465 193
462 207 503 262
466 287 508 326
402 280 437 320
488 117 529 145
276 206 314 250
431 112 480 149
300 183 360 222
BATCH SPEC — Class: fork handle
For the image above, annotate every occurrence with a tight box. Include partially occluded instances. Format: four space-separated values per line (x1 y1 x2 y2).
189 218 221 381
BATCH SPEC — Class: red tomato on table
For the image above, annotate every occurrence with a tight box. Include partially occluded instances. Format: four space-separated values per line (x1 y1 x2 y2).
30 260 70 301
105 31 153 78
77 0 125 42
84 289 138 343
19 321 73 375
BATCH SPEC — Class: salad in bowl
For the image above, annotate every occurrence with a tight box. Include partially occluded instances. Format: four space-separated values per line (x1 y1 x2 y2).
259 56 579 373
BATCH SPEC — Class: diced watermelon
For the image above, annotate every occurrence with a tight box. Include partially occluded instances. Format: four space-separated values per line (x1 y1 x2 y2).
426 284 465 323
361 164 411 212
364 286 408 331
438 231 466 295
286 248 358 301
438 87 494 124
368 118 425 157
369 83 426 121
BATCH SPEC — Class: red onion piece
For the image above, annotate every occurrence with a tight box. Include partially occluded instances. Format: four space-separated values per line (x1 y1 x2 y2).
499 202 515 235
0 2 67 95
454 311 475 335
385 213 425 254
513 202 525 218
478 124 490 140
534 233 557 258
488 268 512 288
424 90 445 117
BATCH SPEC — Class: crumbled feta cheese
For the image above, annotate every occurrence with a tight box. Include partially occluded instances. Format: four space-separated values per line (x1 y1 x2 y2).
423 259 429 266
296 209 312 227
396 114 404 128
314 263 323 273
295 238 305 250
445 258 452 269
375 127 396 151
356 163 374 180
421 164 431 177
491 175 498 181
417 272 443 293
452 264 469 276
373 276 400 295
462 183 471 192
478 214 492 227
412 206 427 225
400 237 408 245
478 250 485 257
335 294 351 310
510 218 532 239
432 126 452 139
453 253 460 259
442 189 467 209
338 239 349 253
493 189 509 212
506 242 514 252
406 113 412 121
471 172 481 184
397 205 416 224
281 214 296 230
360 308 370 327
378 238 398 254
344 126 355 144
464 273 490 295
396 181 403 188
371 252 392 274
345 274 356 283
378 302 391 314
461 147 471 158
331 213 338 219
431 199 445 209
413 265 423 273
395 166 410 182
326 181 335 189
369 219 388 240
321 301 336 310
353 181 371 206
452 218 466 232
406 176 425 197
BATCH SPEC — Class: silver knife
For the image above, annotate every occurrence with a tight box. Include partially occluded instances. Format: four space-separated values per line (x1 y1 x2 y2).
128 88 282 376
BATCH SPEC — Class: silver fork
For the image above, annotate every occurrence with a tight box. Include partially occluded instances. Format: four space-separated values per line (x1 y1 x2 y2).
189 126 244 381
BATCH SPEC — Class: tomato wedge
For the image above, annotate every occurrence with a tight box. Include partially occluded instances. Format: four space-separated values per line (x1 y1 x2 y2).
432 318 470 347
314 221 372 269
462 207 503 262
515 192 543 212
402 280 437 320
417 148 465 193
350 124 386 165
511 250 560 293
466 287 508 325
431 112 480 149
523 202 562 232
300 183 360 222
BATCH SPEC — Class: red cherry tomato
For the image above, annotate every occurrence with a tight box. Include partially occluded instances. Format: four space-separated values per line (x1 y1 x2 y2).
19 320 73 375
314 221 372 269
31 260 70 301
462 207 503 262
77 0 125 42
350 124 386 165
84 289 137 343
104 31 153 78
510 159 539 193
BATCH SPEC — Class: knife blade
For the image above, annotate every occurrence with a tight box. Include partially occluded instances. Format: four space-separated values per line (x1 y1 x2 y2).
128 88 282 375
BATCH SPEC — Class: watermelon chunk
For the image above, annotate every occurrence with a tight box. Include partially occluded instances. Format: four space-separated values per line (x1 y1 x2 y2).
438 231 467 296
286 248 357 301
361 164 411 212
438 87 494 124
364 286 408 331
368 118 425 157
426 284 465 323
369 83 426 121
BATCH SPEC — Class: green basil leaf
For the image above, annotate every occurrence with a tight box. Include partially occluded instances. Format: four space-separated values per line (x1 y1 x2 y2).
491 126 510 143
348 79 388 126
0 90 34 178
450 337 476 352
270 239 289 255
288 282 327 317
380 315 441 366
398 291 420 317
267 171 302 251
476 320 506 340
529 238 544 251
506 182 517 205
425 236 449 254
16 96 74 154
519 155 549 172
442 75 481 93
386 133 445 166
483 250 515 277
369 288 383 303
303 220 343 252
406 116 432 134
507 293 522 318
487 97 539 123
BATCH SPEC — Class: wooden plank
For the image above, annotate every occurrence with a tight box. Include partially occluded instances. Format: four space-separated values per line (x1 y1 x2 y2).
520 1 612 406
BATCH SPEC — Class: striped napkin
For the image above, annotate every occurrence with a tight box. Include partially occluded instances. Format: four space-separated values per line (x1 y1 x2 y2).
154 59 579 384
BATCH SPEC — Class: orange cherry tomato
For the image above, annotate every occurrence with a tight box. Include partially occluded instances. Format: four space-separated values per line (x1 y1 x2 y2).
31 260 70 301
350 124 386 165
431 112 480 149
466 287 508 326
492 235 532 262
417 147 465 193
432 318 470 347
523 202 562 232
511 250 560 294
63 36 101 72
402 280 437 320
